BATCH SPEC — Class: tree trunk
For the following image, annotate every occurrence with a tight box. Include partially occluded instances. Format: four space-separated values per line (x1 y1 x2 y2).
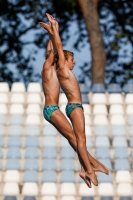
78 0 106 84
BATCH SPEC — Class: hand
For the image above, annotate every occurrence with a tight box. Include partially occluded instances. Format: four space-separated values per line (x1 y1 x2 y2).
49 20 59 32
46 13 56 25
38 22 54 35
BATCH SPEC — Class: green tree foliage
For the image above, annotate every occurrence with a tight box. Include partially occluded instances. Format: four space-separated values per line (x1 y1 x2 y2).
0 0 133 86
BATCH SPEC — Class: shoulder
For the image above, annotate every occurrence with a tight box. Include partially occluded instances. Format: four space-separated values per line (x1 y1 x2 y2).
57 65 70 78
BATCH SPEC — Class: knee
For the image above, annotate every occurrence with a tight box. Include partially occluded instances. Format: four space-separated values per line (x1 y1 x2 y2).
68 131 76 142
77 136 86 147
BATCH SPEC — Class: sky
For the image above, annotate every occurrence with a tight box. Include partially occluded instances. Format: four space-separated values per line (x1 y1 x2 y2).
33 21 91 79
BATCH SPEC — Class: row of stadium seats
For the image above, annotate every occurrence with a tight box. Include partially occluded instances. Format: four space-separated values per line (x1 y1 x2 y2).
1 93 133 104
0 82 133 199
0 158 133 171
1 135 133 147
1 104 133 115
1 182 133 196
1 114 133 125
1 170 133 183
0 124 133 136
0 82 133 93
0 146 133 158
0 146 132 158
1 197 133 200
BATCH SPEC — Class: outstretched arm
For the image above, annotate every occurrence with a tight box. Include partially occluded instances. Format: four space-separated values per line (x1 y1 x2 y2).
39 21 58 54
46 13 65 69
42 36 54 73
47 39 52 51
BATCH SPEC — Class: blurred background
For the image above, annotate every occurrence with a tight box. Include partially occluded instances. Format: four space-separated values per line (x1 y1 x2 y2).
0 0 133 87
1 1 133 200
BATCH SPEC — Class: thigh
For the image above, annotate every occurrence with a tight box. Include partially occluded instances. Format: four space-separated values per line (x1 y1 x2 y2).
70 107 85 138
50 109 74 139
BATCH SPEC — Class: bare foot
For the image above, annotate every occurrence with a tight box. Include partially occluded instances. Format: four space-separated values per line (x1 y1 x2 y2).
79 171 92 188
86 171 98 186
90 158 109 175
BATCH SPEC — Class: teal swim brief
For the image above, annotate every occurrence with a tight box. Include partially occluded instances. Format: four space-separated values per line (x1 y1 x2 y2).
65 103 83 118
43 105 59 122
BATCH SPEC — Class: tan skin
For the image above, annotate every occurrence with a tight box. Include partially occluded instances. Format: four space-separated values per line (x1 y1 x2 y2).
39 17 109 187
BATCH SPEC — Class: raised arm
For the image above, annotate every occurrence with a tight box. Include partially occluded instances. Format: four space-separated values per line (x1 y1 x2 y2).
39 21 58 55
46 13 65 69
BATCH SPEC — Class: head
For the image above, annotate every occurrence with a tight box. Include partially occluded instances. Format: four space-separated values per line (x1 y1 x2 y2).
63 50 75 70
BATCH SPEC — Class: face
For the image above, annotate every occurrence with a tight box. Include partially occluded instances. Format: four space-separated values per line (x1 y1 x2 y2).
65 55 75 70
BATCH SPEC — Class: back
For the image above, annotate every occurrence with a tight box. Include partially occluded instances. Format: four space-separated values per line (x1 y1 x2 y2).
42 63 60 106
57 67 82 103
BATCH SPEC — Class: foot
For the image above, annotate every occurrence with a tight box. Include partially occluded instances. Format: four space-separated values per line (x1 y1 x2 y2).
90 158 109 175
80 171 98 187
79 171 92 188
86 171 98 186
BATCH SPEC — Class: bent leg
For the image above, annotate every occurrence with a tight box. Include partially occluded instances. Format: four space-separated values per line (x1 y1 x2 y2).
50 109 91 187
70 107 98 186
50 110 77 151
49 109 108 184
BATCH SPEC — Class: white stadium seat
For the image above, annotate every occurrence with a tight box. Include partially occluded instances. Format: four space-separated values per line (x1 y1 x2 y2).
0 93 8 103
108 94 123 104
4 170 20 182
27 94 42 104
60 183 76 196
3 182 19 195
61 197 76 200
42 197 56 200
116 183 133 196
109 105 124 115
93 105 108 115
11 82 26 92
110 115 125 125
115 170 132 183
9 104 24 114
22 182 39 195
26 114 40 125
85 125 92 136
79 183 96 196
10 93 25 104
84 115 92 125
0 82 9 92
91 94 107 104
59 93 68 104
60 104 66 115
93 115 108 125
26 104 41 115
125 94 133 104
0 104 8 114
82 104 91 115
27 82 42 93
126 105 133 115
41 183 57 195
97 183 114 196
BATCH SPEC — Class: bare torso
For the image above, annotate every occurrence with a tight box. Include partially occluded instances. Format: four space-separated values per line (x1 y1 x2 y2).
42 64 60 106
57 67 82 103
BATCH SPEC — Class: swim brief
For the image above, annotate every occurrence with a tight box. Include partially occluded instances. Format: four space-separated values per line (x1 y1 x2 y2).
65 103 84 118
43 105 59 122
